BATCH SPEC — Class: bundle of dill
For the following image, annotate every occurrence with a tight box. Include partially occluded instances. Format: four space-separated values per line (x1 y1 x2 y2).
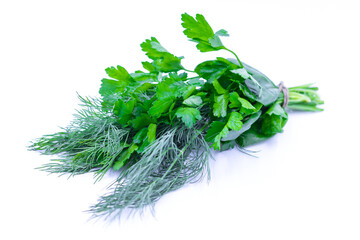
29 13 323 219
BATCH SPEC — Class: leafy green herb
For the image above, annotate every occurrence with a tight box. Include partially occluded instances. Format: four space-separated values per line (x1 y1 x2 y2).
29 13 323 219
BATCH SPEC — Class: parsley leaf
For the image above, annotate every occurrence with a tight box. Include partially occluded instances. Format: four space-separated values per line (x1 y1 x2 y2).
213 93 229 117
147 123 157 143
141 37 184 72
229 92 257 114
149 98 174 119
227 112 243 131
175 107 202 128
205 121 229 150
113 99 136 125
113 143 139 171
183 95 203 107
181 13 228 52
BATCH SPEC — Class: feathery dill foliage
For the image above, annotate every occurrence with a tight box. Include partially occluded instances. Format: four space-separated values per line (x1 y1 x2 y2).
29 95 130 181
89 124 211 219
29 13 323 219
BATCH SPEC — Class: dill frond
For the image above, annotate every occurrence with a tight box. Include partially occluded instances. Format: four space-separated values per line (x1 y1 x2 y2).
88 124 212 220
29 95 131 180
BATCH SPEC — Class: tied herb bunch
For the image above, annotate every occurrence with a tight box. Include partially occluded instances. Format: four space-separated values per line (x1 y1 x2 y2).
29 13 323 219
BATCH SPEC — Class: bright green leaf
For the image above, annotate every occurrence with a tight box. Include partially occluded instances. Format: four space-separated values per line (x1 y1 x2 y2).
227 112 243 131
156 81 177 100
205 121 229 150
183 95 203 107
105 65 132 82
213 93 229 117
113 144 138 171
175 107 202 128
181 13 228 52
182 85 196 99
149 98 174 119
147 123 157 143
213 79 227 94
133 128 148 144
140 37 184 72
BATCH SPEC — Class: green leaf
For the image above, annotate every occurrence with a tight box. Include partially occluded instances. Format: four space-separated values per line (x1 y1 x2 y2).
133 128 148 144
99 66 134 109
99 78 126 98
156 80 177 100
181 13 228 52
221 111 261 141
140 37 184 72
134 82 154 94
229 92 257 114
227 112 243 131
182 85 196 99
230 68 250 79
130 72 157 82
113 144 138 171
231 68 262 98
142 61 156 72
131 113 153 130
187 77 205 87
105 65 133 82
236 127 271 147
147 123 157 143
194 60 229 82
213 93 229 117
175 107 202 128
183 95 203 107
228 59 280 106
205 121 229 150
149 98 174 119
261 103 288 136
113 99 136 125
213 79 227 94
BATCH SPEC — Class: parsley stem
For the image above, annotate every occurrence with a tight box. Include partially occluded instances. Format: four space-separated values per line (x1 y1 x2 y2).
224 47 244 68
183 68 196 73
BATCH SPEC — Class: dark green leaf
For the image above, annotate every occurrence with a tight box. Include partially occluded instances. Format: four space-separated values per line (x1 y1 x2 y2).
221 111 261 141
213 79 227 94
205 121 228 150
229 92 257 114
113 99 136 125
261 103 288 136
131 113 153 130
133 128 148 144
194 60 229 82
113 144 138 171
149 98 174 119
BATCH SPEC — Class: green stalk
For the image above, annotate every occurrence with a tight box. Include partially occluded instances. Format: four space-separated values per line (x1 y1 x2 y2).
224 47 244 68
286 83 324 111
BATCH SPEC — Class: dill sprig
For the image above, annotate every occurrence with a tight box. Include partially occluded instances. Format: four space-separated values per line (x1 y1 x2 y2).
29 95 131 181
88 124 211 219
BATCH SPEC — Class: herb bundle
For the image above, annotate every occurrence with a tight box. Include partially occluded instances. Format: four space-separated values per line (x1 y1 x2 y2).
29 13 323 219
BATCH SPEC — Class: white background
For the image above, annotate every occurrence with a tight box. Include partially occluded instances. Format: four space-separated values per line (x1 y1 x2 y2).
1 0 360 239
